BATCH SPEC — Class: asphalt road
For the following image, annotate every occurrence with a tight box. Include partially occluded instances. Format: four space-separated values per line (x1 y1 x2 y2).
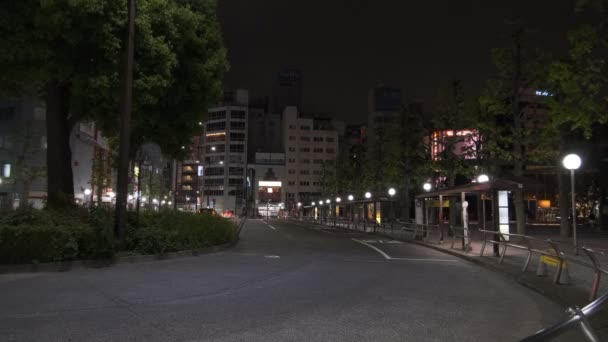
0 219 577 341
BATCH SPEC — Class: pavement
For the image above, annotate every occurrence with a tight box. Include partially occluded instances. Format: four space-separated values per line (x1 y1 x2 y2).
0 219 585 341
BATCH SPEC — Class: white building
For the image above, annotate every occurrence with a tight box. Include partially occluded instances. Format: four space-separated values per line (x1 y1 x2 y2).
282 106 339 209
200 89 249 214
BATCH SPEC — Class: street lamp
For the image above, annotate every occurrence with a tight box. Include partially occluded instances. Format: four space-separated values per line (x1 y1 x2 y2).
336 197 341 203
211 146 216 151
348 195 354 201
84 188 92 196
477 174 490 183
563 153 582 252
365 192 372 199
388 188 396 222
423 182 432 192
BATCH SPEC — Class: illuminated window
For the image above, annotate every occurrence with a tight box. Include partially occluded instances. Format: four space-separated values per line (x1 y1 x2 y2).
2 163 11 177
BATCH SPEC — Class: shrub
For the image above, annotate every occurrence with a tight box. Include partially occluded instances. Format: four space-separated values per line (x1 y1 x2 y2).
130 211 237 254
0 207 115 264
0 207 237 264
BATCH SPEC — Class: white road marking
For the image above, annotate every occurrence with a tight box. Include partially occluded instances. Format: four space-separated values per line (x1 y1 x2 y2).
352 238 458 262
360 239 403 244
264 255 280 259
389 257 458 262
267 224 277 230
352 239 392 260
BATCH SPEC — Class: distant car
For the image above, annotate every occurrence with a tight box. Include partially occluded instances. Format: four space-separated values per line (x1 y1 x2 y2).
199 208 217 216
221 210 234 218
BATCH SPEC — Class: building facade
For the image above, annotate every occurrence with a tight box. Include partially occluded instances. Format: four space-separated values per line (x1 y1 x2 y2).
282 106 339 210
0 98 113 209
199 89 249 215
250 152 285 218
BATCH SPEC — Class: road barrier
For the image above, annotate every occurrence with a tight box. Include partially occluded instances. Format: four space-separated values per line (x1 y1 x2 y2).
521 290 608 341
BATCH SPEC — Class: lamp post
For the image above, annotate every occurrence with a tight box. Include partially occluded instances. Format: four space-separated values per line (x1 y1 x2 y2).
388 188 396 223
563 154 582 253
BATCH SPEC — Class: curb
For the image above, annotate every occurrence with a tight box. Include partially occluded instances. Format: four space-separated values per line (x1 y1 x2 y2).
0 219 246 275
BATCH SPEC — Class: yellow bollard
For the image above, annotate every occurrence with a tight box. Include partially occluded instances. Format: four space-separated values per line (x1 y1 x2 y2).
536 249 570 284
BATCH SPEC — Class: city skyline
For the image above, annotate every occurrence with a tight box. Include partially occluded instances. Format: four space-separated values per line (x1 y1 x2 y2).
218 0 572 123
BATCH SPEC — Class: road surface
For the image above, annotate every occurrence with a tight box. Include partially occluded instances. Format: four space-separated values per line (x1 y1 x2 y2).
0 219 575 341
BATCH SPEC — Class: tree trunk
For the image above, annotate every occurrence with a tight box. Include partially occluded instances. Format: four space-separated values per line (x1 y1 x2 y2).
45 82 74 208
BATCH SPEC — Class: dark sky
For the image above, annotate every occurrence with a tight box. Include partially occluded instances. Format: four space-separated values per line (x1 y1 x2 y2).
218 0 575 124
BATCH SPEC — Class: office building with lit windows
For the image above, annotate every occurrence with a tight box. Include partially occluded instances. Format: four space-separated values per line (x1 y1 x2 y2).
282 106 340 211
199 89 249 215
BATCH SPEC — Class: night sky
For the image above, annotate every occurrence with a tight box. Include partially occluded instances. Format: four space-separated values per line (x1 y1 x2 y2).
218 0 575 123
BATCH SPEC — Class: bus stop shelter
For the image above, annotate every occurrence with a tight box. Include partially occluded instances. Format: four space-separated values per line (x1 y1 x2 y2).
415 178 543 254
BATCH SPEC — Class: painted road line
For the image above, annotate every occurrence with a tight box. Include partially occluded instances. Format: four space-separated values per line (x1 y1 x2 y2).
264 255 280 259
267 224 277 230
360 239 403 244
389 257 458 262
352 238 391 260
352 238 458 262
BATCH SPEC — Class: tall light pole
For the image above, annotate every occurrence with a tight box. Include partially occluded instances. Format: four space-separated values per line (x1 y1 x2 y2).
388 188 396 222
563 154 581 252
114 0 136 242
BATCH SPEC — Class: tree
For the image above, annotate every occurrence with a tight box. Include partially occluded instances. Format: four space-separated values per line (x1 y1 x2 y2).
430 80 476 188
479 22 552 235
546 2 608 235
0 0 227 208
384 102 432 220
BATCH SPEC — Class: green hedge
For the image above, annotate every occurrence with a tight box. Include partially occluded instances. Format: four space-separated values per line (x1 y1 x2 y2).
0 208 237 264
132 211 237 254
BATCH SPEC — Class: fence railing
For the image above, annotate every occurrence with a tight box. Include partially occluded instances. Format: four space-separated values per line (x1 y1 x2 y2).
520 290 608 342
478 229 607 301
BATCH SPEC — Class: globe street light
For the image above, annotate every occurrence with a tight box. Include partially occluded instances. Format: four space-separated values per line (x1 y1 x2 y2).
423 182 432 192
335 197 341 203
365 192 372 199
563 153 582 252
388 188 396 222
477 174 490 183
348 195 354 201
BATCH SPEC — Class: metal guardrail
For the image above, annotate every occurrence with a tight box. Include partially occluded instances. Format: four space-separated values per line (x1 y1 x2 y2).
521 290 608 341
479 229 607 301
449 225 471 251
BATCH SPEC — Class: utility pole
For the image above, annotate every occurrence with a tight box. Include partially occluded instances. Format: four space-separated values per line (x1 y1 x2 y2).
114 0 135 241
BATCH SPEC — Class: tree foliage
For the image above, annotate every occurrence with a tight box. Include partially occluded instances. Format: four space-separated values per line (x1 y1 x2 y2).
0 0 228 205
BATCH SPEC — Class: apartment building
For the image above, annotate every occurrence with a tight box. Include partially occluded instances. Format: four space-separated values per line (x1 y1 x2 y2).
199 89 249 214
282 107 339 209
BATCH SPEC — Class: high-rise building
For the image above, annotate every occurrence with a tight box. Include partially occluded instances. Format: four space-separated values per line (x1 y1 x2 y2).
247 96 283 161
199 89 249 215
272 68 303 114
282 107 340 209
